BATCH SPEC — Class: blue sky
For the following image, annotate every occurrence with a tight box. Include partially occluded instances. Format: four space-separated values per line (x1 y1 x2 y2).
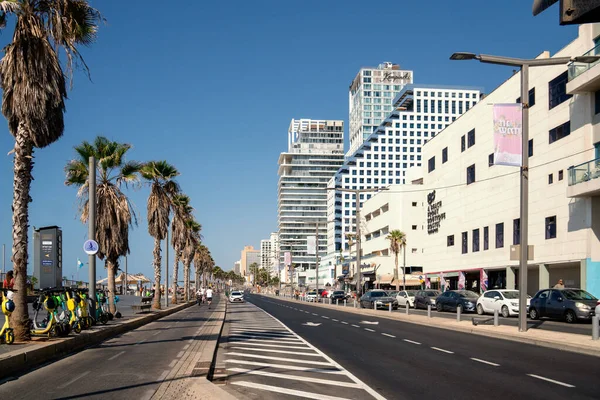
0 0 578 283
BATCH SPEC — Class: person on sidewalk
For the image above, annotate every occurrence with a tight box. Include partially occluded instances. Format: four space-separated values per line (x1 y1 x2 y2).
553 279 565 289
206 287 213 308
2 270 14 290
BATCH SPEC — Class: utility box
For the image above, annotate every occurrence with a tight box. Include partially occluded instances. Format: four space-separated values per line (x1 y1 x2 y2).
33 226 63 289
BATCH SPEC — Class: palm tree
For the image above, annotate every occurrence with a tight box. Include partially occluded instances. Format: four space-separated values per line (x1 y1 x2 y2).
170 194 192 304
181 219 201 301
65 136 141 313
386 230 407 291
1 1 101 341
140 161 180 309
193 244 209 291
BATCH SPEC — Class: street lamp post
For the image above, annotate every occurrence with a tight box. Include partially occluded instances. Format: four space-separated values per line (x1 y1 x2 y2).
450 52 600 332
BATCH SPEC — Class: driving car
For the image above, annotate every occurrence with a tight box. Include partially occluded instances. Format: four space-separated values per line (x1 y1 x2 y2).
436 290 479 312
396 290 417 308
360 289 398 310
229 291 244 303
528 288 597 323
476 289 530 317
414 290 441 309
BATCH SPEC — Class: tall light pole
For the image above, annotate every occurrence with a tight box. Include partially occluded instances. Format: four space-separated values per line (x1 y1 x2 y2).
88 156 97 321
328 186 388 297
450 52 599 332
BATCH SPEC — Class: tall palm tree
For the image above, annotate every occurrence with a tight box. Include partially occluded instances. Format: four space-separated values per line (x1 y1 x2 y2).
193 244 209 291
1 0 101 341
181 219 201 301
170 194 192 304
65 136 141 313
140 161 180 309
386 230 407 291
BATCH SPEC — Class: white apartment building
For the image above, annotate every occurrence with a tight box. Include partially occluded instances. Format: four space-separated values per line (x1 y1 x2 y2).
348 62 413 156
233 260 241 275
260 232 279 276
414 23 600 297
278 119 344 274
328 84 482 257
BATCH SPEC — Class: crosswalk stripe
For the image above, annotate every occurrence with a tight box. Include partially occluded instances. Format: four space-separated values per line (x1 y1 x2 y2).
227 340 310 350
227 368 361 388
229 347 322 356
225 352 333 365
226 337 303 345
228 334 301 342
225 359 345 374
230 381 353 400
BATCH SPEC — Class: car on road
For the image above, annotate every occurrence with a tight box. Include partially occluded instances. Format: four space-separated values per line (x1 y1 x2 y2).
414 290 441 309
359 289 398 310
229 291 245 303
436 290 479 313
476 289 531 318
306 291 318 302
528 288 597 323
329 290 347 302
396 290 417 308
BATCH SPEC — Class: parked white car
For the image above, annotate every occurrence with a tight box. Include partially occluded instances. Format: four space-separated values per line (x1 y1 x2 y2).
229 291 245 303
305 291 317 302
476 289 530 318
396 290 417 308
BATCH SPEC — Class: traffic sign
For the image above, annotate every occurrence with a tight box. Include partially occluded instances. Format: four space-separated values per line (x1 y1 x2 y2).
83 240 99 255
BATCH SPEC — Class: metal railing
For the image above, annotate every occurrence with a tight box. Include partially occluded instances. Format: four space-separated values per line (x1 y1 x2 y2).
568 157 600 186
568 43 600 80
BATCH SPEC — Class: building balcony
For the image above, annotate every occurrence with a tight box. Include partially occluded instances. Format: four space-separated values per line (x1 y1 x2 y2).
567 157 600 197
567 44 600 94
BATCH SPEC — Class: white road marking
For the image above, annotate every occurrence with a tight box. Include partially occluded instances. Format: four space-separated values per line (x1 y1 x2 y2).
229 347 322 356
341 321 348 324
332 319 339 322
183 344 190 350
351 324 360 328
229 329 293 336
527 374 575 388
57 371 90 389
227 340 311 350
364 328 375 332
229 334 301 342
107 351 125 361
359 321 379 325
322 316 330 319
152 331 161 336
403 339 421 345
230 381 352 400
157 369 170 382
312 313 318 316
177 351 184 358
431 347 454 354
168 359 178 368
225 352 334 365
227 368 361 388
471 357 500 367
381 333 396 338
225 359 345 374
165 325 172 329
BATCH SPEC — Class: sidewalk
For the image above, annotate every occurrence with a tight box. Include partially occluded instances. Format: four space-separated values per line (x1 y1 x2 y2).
151 295 237 400
260 293 600 358
0 300 196 380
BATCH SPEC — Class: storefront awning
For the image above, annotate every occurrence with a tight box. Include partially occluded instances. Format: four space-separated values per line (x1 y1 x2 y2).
375 274 394 285
392 275 423 287
426 272 459 278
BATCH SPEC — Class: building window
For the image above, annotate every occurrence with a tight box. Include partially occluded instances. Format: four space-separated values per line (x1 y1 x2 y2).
467 164 476 185
412 225 417 230
548 173 553 184
549 121 570 144
461 135 466 152
496 223 504 248
483 226 489 250
548 71 571 109
462 232 468 254
428 156 435 173
442 147 448 163
467 129 475 147
513 218 520 245
447 235 454 247
516 87 536 107
488 153 494 166
558 170 564 181
528 139 533 157
412 202 417 207
473 229 480 252
545 216 557 239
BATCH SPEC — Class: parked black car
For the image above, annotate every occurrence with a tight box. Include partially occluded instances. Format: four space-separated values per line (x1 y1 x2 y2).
528 288 597 323
436 290 479 312
414 290 441 309
360 289 398 310
330 290 348 301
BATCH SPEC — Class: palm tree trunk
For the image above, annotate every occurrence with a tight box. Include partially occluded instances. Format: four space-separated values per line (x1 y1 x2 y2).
395 253 399 292
183 261 190 301
152 237 162 309
195 267 199 296
171 252 179 304
107 259 118 314
9 130 34 341
402 245 406 291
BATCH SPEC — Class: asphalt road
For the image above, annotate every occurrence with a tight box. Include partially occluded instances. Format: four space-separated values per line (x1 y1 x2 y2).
309 297 596 336
0 299 218 400
248 294 600 400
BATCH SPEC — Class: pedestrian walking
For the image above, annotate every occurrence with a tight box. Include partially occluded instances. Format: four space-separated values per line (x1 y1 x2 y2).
206 287 213 308
553 279 565 289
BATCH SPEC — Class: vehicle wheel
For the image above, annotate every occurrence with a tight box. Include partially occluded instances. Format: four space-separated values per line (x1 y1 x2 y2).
437 304 443 312
73 322 82 334
5 329 14 344
107 312 114 321
529 307 539 320
476 304 484 315
565 310 577 324
115 312 122 318
501 306 510 319
99 313 108 325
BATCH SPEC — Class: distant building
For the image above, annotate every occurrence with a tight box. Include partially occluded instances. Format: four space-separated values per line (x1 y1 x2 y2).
260 232 279 276
233 260 241 275
240 245 260 277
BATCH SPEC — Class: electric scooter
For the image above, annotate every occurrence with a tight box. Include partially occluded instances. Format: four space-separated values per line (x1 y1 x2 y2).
0 288 16 344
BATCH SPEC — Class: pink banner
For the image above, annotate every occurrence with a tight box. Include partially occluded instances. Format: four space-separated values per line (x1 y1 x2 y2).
458 272 466 290
493 104 523 167
284 251 291 266
480 269 488 292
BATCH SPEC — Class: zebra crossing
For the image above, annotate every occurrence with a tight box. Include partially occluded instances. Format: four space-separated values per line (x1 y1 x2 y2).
213 301 384 400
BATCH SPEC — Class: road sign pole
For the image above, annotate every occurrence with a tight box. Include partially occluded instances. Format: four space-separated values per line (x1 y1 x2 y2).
88 156 97 322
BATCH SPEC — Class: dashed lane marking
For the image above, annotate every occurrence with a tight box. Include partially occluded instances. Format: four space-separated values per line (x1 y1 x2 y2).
527 374 575 388
381 333 396 338
364 328 375 332
107 351 125 361
403 339 421 345
431 347 454 354
57 371 90 389
471 357 500 367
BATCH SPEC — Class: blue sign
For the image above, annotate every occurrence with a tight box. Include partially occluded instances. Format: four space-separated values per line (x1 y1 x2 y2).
83 240 99 255
42 260 53 266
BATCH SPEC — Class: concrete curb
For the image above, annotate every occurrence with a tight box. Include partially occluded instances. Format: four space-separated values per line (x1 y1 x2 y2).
0 301 196 380
260 294 600 359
